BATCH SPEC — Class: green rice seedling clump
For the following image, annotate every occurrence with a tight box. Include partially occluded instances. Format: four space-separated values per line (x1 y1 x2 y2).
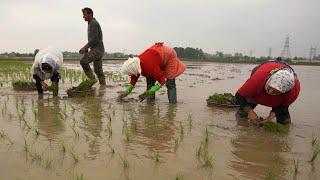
75 79 97 91
263 122 288 134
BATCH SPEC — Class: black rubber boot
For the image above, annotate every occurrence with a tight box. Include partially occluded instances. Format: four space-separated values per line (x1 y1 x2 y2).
166 79 177 104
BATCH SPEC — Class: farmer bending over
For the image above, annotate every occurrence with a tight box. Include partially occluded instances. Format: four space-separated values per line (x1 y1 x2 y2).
32 47 63 97
119 42 185 104
235 60 300 125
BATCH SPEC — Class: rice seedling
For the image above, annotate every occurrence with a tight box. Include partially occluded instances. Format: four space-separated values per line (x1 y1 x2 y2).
33 128 40 136
311 134 319 147
60 141 66 154
81 117 89 127
175 172 183 180
180 122 184 136
230 138 236 144
108 143 115 155
76 173 85 180
155 151 160 162
265 167 279 180
0 130 13 144
156 105 161 119
29 151 42 162
283 139 291 152
196 142 204 157
203 152 214 167
107 122 113 138
119 154 129 168
309 147 320 163
69 149 79 164
125 129 130 142
293 158 300 175
187 113 193 129
174 137 180 152
112 105 116 117
204 127 209 144
196 142 213 167
274 153 284 165
44 159 53 169
23 139 29 154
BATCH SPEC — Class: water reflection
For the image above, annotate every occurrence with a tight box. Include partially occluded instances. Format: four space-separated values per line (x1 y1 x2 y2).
37 98 65 137
229 115 288 179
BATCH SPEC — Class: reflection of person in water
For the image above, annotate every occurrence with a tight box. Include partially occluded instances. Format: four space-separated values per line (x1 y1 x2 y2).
235 60 300 125
230 120 287 179
37 99 65 136
77 97 103 157
131 104 177 152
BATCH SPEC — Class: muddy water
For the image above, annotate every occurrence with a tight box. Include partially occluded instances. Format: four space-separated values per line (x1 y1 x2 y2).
0 61 319 180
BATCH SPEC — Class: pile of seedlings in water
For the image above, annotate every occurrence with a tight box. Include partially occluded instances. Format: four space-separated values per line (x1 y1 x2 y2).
66 79 97 97
74 79 97 91
12 80 36 91
263 122 288 134
206 93 239 107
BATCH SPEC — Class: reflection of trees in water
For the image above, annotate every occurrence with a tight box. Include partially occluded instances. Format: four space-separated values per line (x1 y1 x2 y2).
122 103 177 153
229 116 288 179
37 98 65 137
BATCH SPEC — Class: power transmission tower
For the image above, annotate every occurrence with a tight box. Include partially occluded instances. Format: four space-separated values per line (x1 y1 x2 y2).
309 46 317 62
268 47 272 58
281 35 291 59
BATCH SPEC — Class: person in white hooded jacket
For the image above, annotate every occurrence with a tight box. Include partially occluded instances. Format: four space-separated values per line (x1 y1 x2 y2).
31 47 63 97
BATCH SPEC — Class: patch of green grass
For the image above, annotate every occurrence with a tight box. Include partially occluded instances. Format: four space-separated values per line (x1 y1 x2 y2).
263 122 288 134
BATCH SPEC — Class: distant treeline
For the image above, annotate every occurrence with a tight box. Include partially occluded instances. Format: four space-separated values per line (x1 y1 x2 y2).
0 47 309 61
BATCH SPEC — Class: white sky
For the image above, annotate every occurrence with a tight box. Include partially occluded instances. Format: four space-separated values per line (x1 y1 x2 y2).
0 0 319 57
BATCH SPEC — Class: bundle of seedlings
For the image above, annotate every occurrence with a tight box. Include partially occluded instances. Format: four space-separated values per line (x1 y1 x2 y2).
206 93 239 107
12 80 36 91
263 122 289 134
66 79 97 97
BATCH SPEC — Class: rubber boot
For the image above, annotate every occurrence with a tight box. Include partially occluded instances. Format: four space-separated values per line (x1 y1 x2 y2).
98 77 107 90
146 77 156 102
166 79 177 104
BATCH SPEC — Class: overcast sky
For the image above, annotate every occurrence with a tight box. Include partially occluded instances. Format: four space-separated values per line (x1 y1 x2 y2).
0 0 319 57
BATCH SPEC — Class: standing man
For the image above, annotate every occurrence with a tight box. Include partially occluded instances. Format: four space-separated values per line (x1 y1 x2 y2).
79 7 106 89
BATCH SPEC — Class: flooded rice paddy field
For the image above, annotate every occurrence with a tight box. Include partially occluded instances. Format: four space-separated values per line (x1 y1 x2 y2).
0 60 319 180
